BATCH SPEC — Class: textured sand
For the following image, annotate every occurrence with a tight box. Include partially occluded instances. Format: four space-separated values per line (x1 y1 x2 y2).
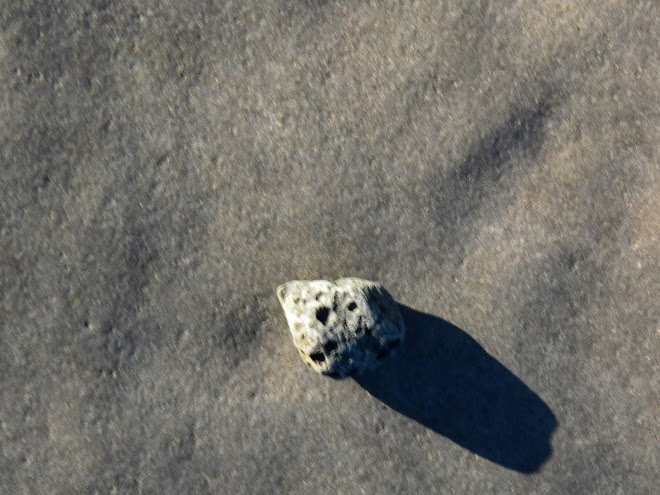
1 1 658 493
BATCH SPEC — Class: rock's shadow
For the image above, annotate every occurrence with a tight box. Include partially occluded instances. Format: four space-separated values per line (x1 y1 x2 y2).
354 305 557 473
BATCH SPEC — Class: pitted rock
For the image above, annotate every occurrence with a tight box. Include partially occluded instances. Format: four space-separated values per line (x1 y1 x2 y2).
276 278 405 378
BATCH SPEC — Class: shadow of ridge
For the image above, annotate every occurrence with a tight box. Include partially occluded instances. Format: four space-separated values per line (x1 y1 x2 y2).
354 305 558 473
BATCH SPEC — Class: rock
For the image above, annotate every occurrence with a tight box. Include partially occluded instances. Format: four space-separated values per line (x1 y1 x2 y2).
276 278 405 378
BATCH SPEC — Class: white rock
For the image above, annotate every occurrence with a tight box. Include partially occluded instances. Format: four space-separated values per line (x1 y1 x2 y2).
276 277 405 378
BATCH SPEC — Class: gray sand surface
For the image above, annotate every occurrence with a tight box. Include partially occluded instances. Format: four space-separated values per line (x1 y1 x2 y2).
1 1 658 493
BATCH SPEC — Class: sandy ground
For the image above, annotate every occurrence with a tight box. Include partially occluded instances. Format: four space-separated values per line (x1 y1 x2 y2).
1 1 659 493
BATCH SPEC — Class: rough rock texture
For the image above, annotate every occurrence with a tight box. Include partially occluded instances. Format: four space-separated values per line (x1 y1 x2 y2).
1 1 658 494
277 278 405 378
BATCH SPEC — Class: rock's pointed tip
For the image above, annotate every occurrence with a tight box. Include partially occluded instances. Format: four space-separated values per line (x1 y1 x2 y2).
276 283 289 304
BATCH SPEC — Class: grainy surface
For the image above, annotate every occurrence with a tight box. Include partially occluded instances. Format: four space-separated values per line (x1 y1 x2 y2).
1 1 658 494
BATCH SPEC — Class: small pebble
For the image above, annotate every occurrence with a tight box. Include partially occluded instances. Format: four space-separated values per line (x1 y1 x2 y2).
276 277 405 378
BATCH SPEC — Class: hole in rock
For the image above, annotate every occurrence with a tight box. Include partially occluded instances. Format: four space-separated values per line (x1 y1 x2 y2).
347 302 358 311
316 307 330 324
310 351 326 363
323 340 338 353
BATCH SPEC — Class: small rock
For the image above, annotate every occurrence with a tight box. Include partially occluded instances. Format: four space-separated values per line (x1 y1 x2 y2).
276 277 405 378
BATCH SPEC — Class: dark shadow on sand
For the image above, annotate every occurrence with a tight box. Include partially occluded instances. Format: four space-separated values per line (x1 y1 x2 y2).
354 305 557 473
